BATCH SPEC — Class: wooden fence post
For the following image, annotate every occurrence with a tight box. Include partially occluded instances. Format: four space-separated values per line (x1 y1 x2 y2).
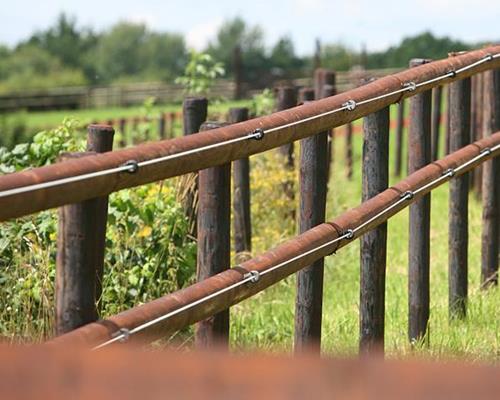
314 69 336 184
170 112 177 138
445 85 451 155
345 123 353 180
480 70 500 288
473 74 484 198
431 86 443 161
394 100 405 177
408 58 432 344
229 107 252 259
276 86 297 222
196 121 231 348
159 112 166 140
360 105 390 355
55 124 114 335
295 87 328 354
118 118 127 147
448 76 471 318
182 97 208 237
276 86 297 168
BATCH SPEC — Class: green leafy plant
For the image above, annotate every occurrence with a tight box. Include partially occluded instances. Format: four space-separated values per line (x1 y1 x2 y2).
0 117 83 173
251 88 275 117
175 50 225 96
0 120 196 341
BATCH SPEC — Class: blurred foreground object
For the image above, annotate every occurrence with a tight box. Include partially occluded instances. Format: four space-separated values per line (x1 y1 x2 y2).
0 346 499 399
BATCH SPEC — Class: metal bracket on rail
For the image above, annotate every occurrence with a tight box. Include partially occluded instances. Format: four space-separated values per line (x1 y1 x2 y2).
122 160 139 174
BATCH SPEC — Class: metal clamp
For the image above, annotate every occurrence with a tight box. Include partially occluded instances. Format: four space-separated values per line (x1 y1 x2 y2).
252 128 265 140
342 100 357 111
403 82 417 92
401 190 414 200
122 160 139 174
447 70 457 78
343 229 355 240
484 53 494 62
244 270 260 283
113 328 131 343
480 147 492 156
443 168 455 177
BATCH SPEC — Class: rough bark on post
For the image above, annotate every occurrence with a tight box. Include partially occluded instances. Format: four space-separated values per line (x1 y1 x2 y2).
480 70 500 288
408 58 432 344
345 123 353 180
195 121 231 348
182 97 208 237
394 100 405 177
473 74 484 198
56 124 114 335
448 77 471 318
276 86 297 222
431 86 443 161
276 86 297 168
445 85 451 155
295 87 328 354
229 108 251 259
314 69 336 184
360 106 390 355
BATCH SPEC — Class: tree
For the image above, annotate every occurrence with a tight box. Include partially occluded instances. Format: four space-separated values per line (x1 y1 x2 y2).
0 45 86 92
23 13 98 80
144 32 188 81
366 32 471 69
269 37 305 78
207 17 266 80
94 22 148 82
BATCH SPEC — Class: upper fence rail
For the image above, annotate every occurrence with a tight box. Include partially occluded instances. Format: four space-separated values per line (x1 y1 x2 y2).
0 45 499 222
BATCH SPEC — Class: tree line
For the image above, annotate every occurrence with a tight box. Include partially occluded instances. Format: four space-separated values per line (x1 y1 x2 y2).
0 13 481 93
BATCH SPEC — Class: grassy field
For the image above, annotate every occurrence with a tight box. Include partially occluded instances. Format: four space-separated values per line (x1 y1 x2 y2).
2 101 499 362
229 105 499 362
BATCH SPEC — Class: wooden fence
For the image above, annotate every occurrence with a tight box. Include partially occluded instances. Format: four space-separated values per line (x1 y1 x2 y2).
0 68 401 112
0 46 498 356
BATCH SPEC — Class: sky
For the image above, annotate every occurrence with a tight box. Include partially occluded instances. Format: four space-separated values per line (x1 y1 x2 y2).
1 0 499 54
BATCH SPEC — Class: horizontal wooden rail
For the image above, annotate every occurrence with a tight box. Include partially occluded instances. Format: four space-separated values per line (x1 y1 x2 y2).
0 46 499 222
49 132 500 348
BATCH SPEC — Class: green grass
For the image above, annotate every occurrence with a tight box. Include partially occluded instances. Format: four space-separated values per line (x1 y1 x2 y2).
2 99 498 361
230 104 499 362
7 100 252 132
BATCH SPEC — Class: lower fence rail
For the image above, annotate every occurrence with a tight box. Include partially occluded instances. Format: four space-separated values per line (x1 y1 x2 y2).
48 131 500 349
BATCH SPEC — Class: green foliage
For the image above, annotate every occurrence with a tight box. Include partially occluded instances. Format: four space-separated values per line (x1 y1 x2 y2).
366 32 471 69
94 22 187 83
250 89 275 117
175 51 225 96
0 118 83 173
0 121 196 339
0 45 87 93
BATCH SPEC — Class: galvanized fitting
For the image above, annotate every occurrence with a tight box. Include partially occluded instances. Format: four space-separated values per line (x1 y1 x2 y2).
403 82 417 92
244 270 260 283
342 100 357 111
401 190 414 200
447 70 457 78
480 147 492 156
443 168 455 177
122 160 139 174
484 53 494 62
344 229 355 239
252 128 265 140
113 328 131 343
